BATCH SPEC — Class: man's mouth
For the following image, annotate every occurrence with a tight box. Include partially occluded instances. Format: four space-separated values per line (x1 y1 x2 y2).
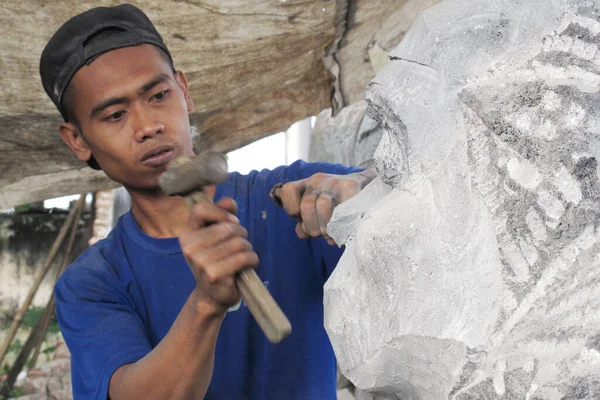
141 145 175 167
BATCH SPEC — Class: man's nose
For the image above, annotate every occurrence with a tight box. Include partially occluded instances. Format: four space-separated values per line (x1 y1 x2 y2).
132 105 165 142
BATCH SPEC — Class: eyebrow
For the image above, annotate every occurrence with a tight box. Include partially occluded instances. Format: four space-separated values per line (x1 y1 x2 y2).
137 73 171 96
90 73 172 119
90 96 128 119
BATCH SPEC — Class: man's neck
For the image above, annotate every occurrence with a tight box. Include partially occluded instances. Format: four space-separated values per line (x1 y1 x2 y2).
128 190 190 238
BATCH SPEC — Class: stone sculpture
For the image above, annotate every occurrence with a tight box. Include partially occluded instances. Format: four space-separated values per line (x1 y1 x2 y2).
324 0 600 398
309 101 383 169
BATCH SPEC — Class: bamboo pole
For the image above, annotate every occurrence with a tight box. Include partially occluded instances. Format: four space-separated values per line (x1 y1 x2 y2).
29 199 84 369
0 195 86 367
0 196 85 397
27 299 54 371
0 297 56 398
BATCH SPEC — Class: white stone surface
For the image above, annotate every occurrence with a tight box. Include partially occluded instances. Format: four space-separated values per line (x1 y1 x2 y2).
325 0 600 398
309 101 383 169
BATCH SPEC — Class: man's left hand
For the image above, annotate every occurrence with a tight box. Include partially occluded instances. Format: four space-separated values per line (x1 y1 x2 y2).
270 168 377 245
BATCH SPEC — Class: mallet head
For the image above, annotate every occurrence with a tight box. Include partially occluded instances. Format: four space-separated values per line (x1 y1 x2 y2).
158 151 228 196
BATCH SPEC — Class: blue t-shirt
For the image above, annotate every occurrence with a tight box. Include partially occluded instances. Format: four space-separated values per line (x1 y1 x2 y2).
54 161 357 400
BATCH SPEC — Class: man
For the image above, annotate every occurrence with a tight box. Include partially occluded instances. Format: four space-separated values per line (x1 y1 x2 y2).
40 4 376 400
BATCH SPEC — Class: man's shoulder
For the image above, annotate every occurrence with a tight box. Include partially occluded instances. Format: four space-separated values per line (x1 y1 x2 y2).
56 228 127 292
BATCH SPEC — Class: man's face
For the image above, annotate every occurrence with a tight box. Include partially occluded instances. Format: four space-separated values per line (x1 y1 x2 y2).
63 44 194 190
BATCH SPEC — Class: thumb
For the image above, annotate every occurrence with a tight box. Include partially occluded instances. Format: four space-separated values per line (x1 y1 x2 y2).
270 179 307 219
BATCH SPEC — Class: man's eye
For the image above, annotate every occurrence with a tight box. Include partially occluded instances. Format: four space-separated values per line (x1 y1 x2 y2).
104 111 126 121
153 90 169 101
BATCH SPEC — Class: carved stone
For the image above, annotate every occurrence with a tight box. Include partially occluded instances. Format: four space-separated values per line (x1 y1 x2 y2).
325 0 600 398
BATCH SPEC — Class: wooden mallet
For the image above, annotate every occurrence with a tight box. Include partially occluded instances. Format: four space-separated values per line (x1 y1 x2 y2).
158 151 292 343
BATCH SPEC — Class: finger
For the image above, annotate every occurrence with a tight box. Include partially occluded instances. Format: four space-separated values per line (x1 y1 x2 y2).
299 187 321 237
295 222 310 239
273 180 307 218
179 222 248 249
197 236 253 266
336 178 362 203
215 197 238 216
188 201 239 230
315 192 336 239
203 251 259 283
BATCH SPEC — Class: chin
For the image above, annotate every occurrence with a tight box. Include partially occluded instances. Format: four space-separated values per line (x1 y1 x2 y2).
102 168 156 192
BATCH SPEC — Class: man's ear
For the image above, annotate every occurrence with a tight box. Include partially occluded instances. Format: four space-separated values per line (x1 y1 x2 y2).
59 123 93 163
174 70 195 113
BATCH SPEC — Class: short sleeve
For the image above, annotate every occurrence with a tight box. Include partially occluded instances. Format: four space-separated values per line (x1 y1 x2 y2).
54 248 151 400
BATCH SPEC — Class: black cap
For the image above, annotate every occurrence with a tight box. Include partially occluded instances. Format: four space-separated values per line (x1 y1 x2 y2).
40 4 174 170
40 4 173 122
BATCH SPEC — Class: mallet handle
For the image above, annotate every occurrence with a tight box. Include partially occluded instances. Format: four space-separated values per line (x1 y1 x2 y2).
187 191 292 343
237 268 292 343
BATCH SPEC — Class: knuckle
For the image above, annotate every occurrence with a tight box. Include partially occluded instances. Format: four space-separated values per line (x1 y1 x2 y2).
327 176 339 186
225 222 237 233
218 223 234 237
237 251 257 266
312 172 326 181
220 196 236 208
241 239 252 251
220 206 233 218
280 182 295 196
230 222 244 233
300 196 314 211
236 252 249 265
246 252 259 267
229 224 248 240
342 179 360 192
316 195 332 209
231 237 250 252
204 269 219 284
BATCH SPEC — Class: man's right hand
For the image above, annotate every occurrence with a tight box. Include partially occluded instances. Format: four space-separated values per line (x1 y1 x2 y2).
179 197 258 314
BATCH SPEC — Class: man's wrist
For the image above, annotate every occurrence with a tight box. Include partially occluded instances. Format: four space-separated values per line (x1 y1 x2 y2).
192 288 229 320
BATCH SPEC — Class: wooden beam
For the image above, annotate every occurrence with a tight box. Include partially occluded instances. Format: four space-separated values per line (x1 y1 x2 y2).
0 0 440 207
0 0 338 207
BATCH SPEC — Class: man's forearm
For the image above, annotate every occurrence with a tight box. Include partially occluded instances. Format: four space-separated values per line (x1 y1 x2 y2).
109 289 226 400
